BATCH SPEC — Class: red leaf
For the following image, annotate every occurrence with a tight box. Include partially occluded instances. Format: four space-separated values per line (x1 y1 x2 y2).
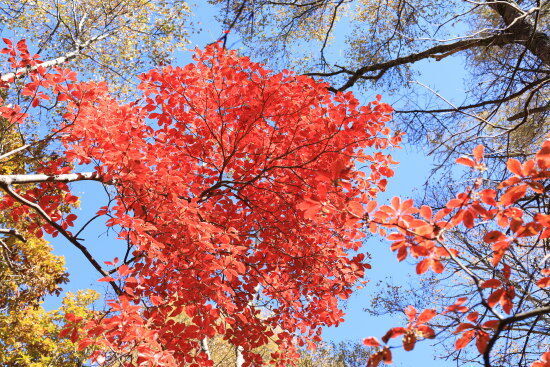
59 327 72 338
480 189 498 206
78 338 94 351
499 185 527 206
118 264 131 276
431 259 445 273
382 347 392 364
363 337 381 347
482 320 500 329
506 158 523 176
455 322 475 333
483 230 504 243
473 145 484 162
417 309 437 324
381 327 406 343
150 295 163 306
417 325 435 339
535 213 550 227
476 331 490 354
462 210 474 228
456 157 475 167
536 277 550 288
98 276 116 282
455 330 475 349
235 261 246 274
404 306 417 321
396 246 408 262
403 332 416 351
416 259 430 274
481 279 502 289
347 200 363 217
466 312 479 322
419 205 432 220
487 288 504 308
535 140 550 169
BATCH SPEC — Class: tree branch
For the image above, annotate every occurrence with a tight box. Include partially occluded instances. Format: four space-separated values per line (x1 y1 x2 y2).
395 77 549 114
0 32 112 82
0 228 26 242
307 34 507 91
0 172 102 185
0 182 121 295
483 304 550 367
487 0 549 65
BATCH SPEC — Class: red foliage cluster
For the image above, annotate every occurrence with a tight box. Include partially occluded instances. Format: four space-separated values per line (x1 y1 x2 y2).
0 39 81 237
363 141 550 366
0 41 400 365
2 38 546 367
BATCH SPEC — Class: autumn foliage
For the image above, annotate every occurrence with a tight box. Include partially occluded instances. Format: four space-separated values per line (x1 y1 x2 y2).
363 142 550 366
0 38 548 367
0 40 399 365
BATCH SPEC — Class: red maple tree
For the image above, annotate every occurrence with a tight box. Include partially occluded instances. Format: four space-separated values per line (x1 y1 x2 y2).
0 40 398 366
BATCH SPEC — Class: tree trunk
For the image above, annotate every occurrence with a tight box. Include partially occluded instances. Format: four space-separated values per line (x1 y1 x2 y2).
487 0 550 65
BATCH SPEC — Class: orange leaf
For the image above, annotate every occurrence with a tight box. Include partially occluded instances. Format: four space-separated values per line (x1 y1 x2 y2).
499 185 527 206
473 145 484 162
363 337 381 347
419 205 432 220
506 158 523 176
456 157 475 167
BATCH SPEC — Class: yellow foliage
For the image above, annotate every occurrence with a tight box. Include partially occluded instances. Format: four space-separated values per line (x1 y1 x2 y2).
0 0 191 89
0 290 100 367
0 235 68 311
0 94 97 364
0 109 69 311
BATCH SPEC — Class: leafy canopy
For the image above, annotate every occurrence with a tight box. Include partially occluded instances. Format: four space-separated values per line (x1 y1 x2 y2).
0 40 397 366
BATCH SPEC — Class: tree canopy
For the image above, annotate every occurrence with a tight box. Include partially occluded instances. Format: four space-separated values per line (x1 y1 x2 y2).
212 0 548 166
0 40 397 365
1 0 191 87
0 1 548 366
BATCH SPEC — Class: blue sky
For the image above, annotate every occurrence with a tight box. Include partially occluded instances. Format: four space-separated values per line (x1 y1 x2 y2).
29 3 474 366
